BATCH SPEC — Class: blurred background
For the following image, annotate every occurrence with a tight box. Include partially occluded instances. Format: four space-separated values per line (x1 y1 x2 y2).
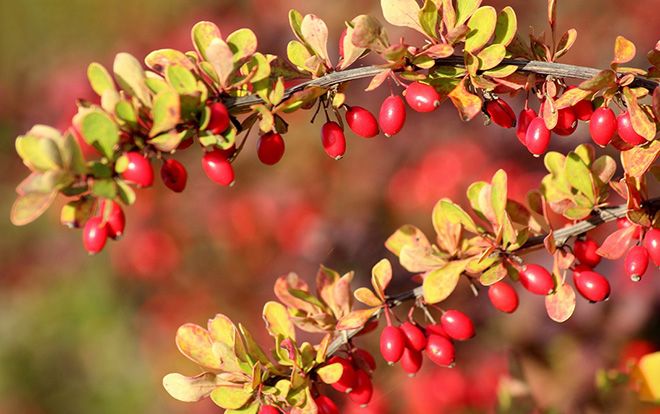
0 0 658 413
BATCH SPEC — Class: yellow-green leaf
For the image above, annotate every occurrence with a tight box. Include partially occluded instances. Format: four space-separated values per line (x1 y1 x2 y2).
316 363 343 384
419 0 439 39
477 44 505 70
87 63 115 96
423 260 468 304
210 385 253 410
490 169 507 226
385 224 430 256
113 52 151 105
207 314 235 348
81 111 119 159
565 152 596 203
465 6 497 53
492 6 517 47
433 198 479 234
150 89 180 137
227 28 258 65
263 301 296 340
191 21 223 60
175 323 222 370
336 308 379 330
631 352 660 402
455 0 481 27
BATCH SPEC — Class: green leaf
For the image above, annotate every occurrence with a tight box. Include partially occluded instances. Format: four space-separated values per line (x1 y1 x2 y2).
113 53 151 105
210 386 253 410
465 6 497 53
227 28 258 65
300 15 330 65
477 44 505 70
263 301 296 340
191 21 223 61
288 9 305 42
492 6 517 47
287 40 313 70
316 363 343 384
545 283 576 323
490 169 507 226
565 152 596 203
226 402 259 414
455 0 481 26
10 191 57 226
150 131 186 153
419 0 439 39
165 65 198 95
163 372 218 402
433 199 479 233
91 178 117 199
145 48 195 74
115 100 138 127
150 89 181 137
81 111 119 159
116 179 136 205
479 262 507 286
87 63 115 96
381 0 425 34
15 132 63 172
247 53 272 83
423 260 468 304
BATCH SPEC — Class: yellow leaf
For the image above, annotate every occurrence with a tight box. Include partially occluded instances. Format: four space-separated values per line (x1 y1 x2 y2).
422 260 468 304
316 362 344 384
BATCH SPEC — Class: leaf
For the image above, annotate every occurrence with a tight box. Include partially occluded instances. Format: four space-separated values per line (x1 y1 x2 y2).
545 283 576 323
400 245 446 272
578 70 616 92
597 225 638 260
631 352 660 403
433 199 479 233
206 38 235 87
479 262 507 286
621 140 660 178
165 65 198 95
381 0 425 34
300 15 330 65
227 28 258 65
208 314 236 348
163 372 218 402
448 77 482 121
150 89 181 137
492 6 517 47
145 48 195 74
10 191 57 226
622 87 656 141
465 6 497 53
542 95 558 130
419 0 439 39
287 40 313 70
385 224 430 256
371 259 392 301
612 35 636 65
477 44 505 70
554 29 577 59
565 153 596 203
113 53 151 105
455 0 482 27
316 363 343 384
263 301 296 341
15 133 63 172
336 308 379 330
424 43 455 59
339 24 368 70
81 111 119 159
354 287 383 307
490 169 507 226
175 323 222 370
87 63 115 96
210 386 253 410
365 69 391 92
423 260 468 304
191 21 223 60
555 87 591 109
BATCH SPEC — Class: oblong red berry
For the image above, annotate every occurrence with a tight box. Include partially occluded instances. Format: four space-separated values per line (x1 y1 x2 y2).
553 107 578 136
573 238 602 268
83 216 108 254
314 395 339 414
379 95 406 137
573 99 594 121
353 348 376 372
589 107 617 147
617 217 642 239
625 245 650 282
121 152 154 187
259 406 280 414
346 106 379 138
379 326 406 364
425 323 449 338
440 310 475 341
100 200 125 239
321 121 346 160
208 102 231 134
202 149 235 186
573 268 610 302
516 108 537 145
525 118 551 156
405 82 440 113
348 370 373 407
520 264 555 295
400 322 427 352
257 132 285 165
400 347 423 376
327 356 356 393
643 228 660 267
425 334 455 367
486 99 516 128
488 281 519 313
161 159 188 193
617 111 647 145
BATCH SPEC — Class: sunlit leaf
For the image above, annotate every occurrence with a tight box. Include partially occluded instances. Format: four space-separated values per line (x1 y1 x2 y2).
10 191 57 226
81 110 119 159
492 6 517 47
175 323 222 370
113 52 151 105
545 283 576 322
622 87 656 141
612 35 636 65
381 0 425 34
336 308 378 330
371 258 392 301
316 363 343 384
263 301 296 340
354 287 383 307
210 385 253 410
621 140 660 178
448 77 482 121
596 225 637 260
150 89 181 137
465 6 497 53
163 372 219 402
423 260 468 304
300 15 330 65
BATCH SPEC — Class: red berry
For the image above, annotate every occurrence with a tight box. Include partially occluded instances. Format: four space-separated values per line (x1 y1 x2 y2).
425 334 455 367
589 107 617 147
400 322 427 352
202 150 235 186
160 159 187 193
553 107 578 136
516 108 537 145
440 310 475 341
259 406 280 414
573 268 610 302
525 118 551 156
519 264 555 295
616 217 642 239
425 323 450 338
348 370 373 406
643 228 660 267
400 347 423 376
346 106 379 138
121 152 154 187
379 326 406 364
488 281 519 313
327 356 356 393
321 121 346 160
617 111 647 145
379 95 406 137
100 200 125 239
404 82 440 113
257 132 285 165
315 395 339 414
625 245 650 282
353 348 377 372
83 216 108 254
485 99 516 128
573 99 594 121
208 102 231 134
573 238 602 268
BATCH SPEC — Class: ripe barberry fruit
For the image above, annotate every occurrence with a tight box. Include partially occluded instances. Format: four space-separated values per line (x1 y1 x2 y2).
573 238 602 268
83 216 108 254
327 356 356 393
643 228 660 267
425 323 449 338
440 310 475 341
573 267 610 302
553 107 578 136
348 370 373 407
208 102 231 134
516 108 537 145
259 405 280 414
315 395 339 414
400 347 423 376
589 107 617 147
161 159 188 193
519 264 555 295
353 348 376 372
425 334 455 367
404 82 440 113
257 132 285 165
400 322 427 352
202 149 235 186
525 118 551 156
573 99 594 121
485 99 516 128
488 281 519 313
346 106 379 138
625 245 650 282
379 95 406 137
616 217 642 239
321 121 346 160
121 152 154 187
100 200 125 239
617 111 647 145
379 326 406 364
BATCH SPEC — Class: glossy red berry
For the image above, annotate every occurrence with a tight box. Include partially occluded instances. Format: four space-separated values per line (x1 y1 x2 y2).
346 106 379 138
321 121 346 160
400 347 423 376
573 268 610 302
327 356 356 393
625 245 650 282
257 132 285 165
488 281 519 313
404 82 440 112
573 238 602 268
589 107 617 147
83 216 108 254
259 406 280 414
425 334 455 367
400 322 427 352
573 99 594 121
315 395 339 414
617 111 647 145
353 348 376 371
379 95 406 137
379 326 406 364
643 228 660 267
425 323 450 338
121 152 154 187
100 200 125 239
208 102 231 134
440 310 475 341
520 264 555 295
553 107 578 136
525 118 551 156
348 370 373 406
485 99 516 128
202 150 235 186
616 217 642 239
516 108 537 145
160 159 187 193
